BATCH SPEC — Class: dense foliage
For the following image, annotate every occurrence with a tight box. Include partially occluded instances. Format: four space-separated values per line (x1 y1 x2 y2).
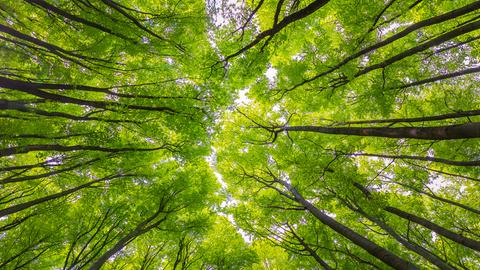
1 0 479 269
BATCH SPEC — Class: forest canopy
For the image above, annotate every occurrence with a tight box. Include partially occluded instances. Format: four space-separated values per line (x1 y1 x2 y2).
1 0 479 269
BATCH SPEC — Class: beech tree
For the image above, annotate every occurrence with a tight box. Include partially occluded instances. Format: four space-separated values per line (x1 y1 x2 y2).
1 0 480 269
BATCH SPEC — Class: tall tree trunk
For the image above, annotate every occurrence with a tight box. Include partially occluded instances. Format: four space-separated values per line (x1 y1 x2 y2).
282 122 480 140
224 0 331 61
356 19 480 77
287 1 480 91
0 76 177 114
347 152 480 167
390 181 480 214
285 223 334 270
351 206 456 270
0 23 108 63
88 202 169 270
0 99 139 123
330 109 480 126
396 66 480 90
0 174 128 217
1 158 101 184
354 182 480 251
385 206 480 251
24 0 134 42
0 144 168 158
276 179 418 270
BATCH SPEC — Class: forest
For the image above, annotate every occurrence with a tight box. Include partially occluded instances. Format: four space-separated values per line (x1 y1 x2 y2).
0 0 479 269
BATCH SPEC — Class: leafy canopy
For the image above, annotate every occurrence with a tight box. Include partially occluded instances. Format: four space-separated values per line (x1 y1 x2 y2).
1 0 480 269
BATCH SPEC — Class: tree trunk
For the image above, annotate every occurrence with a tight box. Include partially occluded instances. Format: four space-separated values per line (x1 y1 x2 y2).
277 180 418 270
348 152 480 167
0 174 128 217
1 158 101 184
331 109 480 126
0 99 139 123
287 1 480 91
391 181 480 214
0 76 177 114
24 0 134 42
0 144 167 158
286 223 334 270
354 182 480 251
88 203 169 270
353 207 456 270
283 122 480 140
224 0 330 61
356 19 480 77
385 206 480 251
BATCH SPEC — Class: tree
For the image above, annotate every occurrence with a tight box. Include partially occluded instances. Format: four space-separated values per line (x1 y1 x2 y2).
2 0 480 269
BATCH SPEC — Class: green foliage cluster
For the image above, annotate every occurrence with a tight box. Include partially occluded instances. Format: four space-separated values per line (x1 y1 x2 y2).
1 0 479 269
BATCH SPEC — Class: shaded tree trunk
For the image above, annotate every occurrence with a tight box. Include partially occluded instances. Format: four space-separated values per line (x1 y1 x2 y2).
390 180 480 214
285 223 334 270
224 0 331 62
355 19 480 77
0 76 177 114
88 200 170 270
0 99 140 123
24 0 134 42
1 157 101 184
385 206 480 251
0 144 168 158
276 179 418 270
330 109 480 126
347 152 480 167
351 205 456 270
0 174 129 217
354 182 480 251
287 1 480 91
282 122 480 140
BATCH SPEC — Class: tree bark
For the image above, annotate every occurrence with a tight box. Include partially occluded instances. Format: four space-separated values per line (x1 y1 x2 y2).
24 0 135 42
385 206 480 251
0 174 128 217
282 122 480 140
286 223 334 270
1 158 101 184
288 1 480 91
277 179 418 270
330 109 480 126
88 201 169 270
224 0 330 62
390 181 480 214
356 19 480 77
396 66 480 90
352 206 456 270
348 152 480 167
0 144 168 158
0 99 139 123
0 23 109 63
0 76 177 114
353 182 480 251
